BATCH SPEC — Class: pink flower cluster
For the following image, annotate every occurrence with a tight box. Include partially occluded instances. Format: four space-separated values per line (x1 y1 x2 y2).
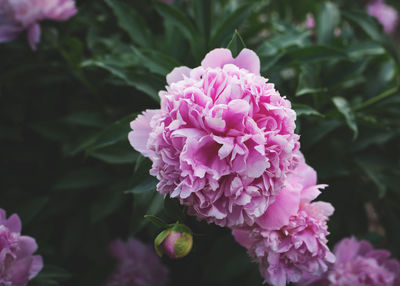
233 155 335 286
130 48 300 228
0 208 43 286
129 48 336 285
299 237 400 286
0 0 77 49
367 0 398 34
105 238 168 286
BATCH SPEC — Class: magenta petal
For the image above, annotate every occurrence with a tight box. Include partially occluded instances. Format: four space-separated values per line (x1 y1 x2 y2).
166 66 191 85
300 185 326 203
233 48 261 75
232 229 254 249
5 213 22 233
256 187 300 230
17 236 38 258
29 255 43 280
10 257 33 285
129 110 159 158
27 23 41 51
333 237 360 264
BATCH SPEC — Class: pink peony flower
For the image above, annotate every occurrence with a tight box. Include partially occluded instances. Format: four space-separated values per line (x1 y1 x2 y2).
299 237 400 286
129 48 300 228
0 208 43 286
232 156 335 286
305 13 315 29
105 238 168 286
0 0 77 50
367 0 398 34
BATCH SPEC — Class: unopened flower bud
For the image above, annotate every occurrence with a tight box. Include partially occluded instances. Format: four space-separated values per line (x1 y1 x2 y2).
154 224 193 259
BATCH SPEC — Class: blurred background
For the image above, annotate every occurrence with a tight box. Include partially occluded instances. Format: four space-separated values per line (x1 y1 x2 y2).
0 0 399 285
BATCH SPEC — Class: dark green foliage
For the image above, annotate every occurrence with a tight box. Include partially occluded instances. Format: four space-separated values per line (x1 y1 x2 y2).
0 0 399 285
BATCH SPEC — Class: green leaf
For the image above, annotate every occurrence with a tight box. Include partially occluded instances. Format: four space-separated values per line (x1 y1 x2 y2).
193 0 211 39
289 46 347 64
332 96 358 139
345 42 385 58
33 265 72 284
85 114 137 153
82 60 161 101
316 2 340 45
62 111 107 128
354 156 387 197
53 168 110 190
210 4 253 47
126 177 158 194
302 119 342 149
342 10 381 41
154 1 197 44
164 197 185 221
135 192 165 232
105 0 152 47
90 142 138 165
90 190 124 223
257 30 310 57
17 197 49 225
131 46 181 76
292 103 322 117
144 215 168 228
296 65 326 96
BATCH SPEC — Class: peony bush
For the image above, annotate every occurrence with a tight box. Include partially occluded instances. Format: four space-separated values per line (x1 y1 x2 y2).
0 0 399 285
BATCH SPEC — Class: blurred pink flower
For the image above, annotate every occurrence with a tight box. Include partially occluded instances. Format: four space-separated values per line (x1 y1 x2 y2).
233 156 335 286
367 0 398 34
105 238 168 286
129 48 300 227
0 0 77 50
299 237 400 286
0 208 43 286
305 13 315 29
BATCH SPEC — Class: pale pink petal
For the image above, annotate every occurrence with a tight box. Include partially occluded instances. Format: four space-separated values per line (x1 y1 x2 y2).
233 48 261 75
256 187 300 230
166 66 191 85
201 48 234 69
129 110 160 158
